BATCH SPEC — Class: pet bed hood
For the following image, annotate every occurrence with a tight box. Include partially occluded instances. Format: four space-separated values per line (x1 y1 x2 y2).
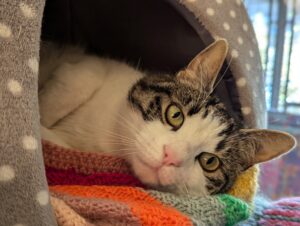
42 0 266 128
0 0 265 225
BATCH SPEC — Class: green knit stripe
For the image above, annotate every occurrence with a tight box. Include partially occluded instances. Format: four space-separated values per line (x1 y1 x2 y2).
217 194 250 226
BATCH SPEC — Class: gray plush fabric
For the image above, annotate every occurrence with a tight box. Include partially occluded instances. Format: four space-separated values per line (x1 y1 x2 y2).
179 0 266 129
0 0 264 225
0 1 57 225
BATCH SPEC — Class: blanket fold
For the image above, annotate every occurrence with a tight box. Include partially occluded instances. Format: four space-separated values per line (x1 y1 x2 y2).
43 141 250 226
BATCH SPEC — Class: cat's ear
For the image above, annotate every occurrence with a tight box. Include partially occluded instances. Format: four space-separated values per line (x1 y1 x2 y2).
177 39 228 92
242 129 296 164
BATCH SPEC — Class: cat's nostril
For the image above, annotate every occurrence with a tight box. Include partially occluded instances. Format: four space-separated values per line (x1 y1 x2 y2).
163 145 181 167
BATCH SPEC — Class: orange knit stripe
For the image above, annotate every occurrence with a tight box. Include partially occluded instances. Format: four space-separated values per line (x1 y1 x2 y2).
50 185 192 226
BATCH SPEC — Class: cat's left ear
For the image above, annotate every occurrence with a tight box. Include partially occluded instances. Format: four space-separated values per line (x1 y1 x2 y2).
177 39 228 92
242 129 296 165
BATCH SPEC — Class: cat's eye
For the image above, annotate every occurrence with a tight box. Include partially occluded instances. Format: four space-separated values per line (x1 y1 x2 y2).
198 152 220 172
165 104 184 129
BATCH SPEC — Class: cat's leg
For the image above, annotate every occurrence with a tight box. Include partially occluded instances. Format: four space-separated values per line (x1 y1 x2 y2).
39 61 104 128
40 125 71 148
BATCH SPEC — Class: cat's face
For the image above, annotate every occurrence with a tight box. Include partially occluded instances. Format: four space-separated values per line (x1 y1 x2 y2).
121 40 296 196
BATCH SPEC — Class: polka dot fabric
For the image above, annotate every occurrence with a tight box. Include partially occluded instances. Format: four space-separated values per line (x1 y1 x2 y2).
179 0 266 128
0 0 265 225
0 1 56 226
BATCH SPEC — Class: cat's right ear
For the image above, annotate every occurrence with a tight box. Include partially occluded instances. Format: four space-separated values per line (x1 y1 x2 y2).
176 39 228 93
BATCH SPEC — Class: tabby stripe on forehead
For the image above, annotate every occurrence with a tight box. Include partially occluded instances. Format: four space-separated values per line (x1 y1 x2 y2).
128 95 149 120
145 96 162 121
139 80 172 96
216 139 226 151
218 123 235 137
214 107 232 122
188 104 201 116
205 97 220 108
128 88 150 120
202 108 209 118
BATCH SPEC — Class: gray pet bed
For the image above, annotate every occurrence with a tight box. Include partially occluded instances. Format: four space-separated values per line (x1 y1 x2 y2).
0 0 264 225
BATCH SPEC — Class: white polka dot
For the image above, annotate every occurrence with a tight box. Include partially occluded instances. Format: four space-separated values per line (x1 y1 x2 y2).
0 23 12 38
253 91 258 98
36 190 49 206
249 50 254 58
223 22 230 31
246 63 251 71
0 165 15 182
22 136 38 151
231 49 239 58
242 107 252 115
257 64 262 70
206 8 215 16
216 0 223 3
259 103 264 111
237 36 244 45
237 78 247 87
236 0 242 5
243 23 249 31
7 79 22 96
230 10 236 18
28 57 38 74
19 2 36 18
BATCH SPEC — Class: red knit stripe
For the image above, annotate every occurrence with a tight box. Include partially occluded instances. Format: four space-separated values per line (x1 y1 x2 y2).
46 167 145 187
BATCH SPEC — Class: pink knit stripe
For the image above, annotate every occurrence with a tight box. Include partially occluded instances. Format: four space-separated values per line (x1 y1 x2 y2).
263 208 300 218
51 192 140 225
275 199 300 208
46 167 145 188
259 219 300 226
50 196 95 226
42 140 131 175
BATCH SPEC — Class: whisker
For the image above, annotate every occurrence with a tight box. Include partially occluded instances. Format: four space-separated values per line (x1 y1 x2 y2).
183 182 190 197
115 112 141 134
117 151 140 157
102 129 135 142
101 140 134 146
213 55 233 93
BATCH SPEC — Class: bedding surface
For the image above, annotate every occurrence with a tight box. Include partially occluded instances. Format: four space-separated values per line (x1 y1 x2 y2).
44 140 250 226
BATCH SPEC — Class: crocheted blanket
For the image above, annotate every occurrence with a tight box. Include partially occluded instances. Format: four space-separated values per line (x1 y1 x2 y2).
43 141 249 226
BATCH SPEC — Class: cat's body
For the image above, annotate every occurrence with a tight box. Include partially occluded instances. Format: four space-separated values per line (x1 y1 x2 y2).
39 45 143 153
39 40 296 196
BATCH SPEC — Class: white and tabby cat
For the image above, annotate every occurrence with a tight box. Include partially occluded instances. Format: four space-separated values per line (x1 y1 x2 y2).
39 40 296 196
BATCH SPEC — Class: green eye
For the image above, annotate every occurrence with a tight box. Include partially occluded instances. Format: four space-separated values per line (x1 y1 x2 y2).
198 152 220 172
165 104 184 129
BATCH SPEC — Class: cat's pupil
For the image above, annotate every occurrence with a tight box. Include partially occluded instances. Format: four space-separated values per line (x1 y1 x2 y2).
207 157 215 165
172 112 181 118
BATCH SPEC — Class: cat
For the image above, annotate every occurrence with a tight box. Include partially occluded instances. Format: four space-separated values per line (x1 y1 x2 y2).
39 39 296 196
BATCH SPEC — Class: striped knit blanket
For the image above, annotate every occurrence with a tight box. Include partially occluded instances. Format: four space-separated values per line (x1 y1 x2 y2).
238 196 300 226
43 141 250 226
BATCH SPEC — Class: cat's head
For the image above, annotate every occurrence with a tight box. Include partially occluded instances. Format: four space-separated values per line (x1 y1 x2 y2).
124 39 296 196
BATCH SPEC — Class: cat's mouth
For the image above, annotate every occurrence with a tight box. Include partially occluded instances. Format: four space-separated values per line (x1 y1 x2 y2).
132 155 177 188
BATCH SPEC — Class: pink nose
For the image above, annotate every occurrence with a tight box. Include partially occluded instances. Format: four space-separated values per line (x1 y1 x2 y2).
162 145 181 166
